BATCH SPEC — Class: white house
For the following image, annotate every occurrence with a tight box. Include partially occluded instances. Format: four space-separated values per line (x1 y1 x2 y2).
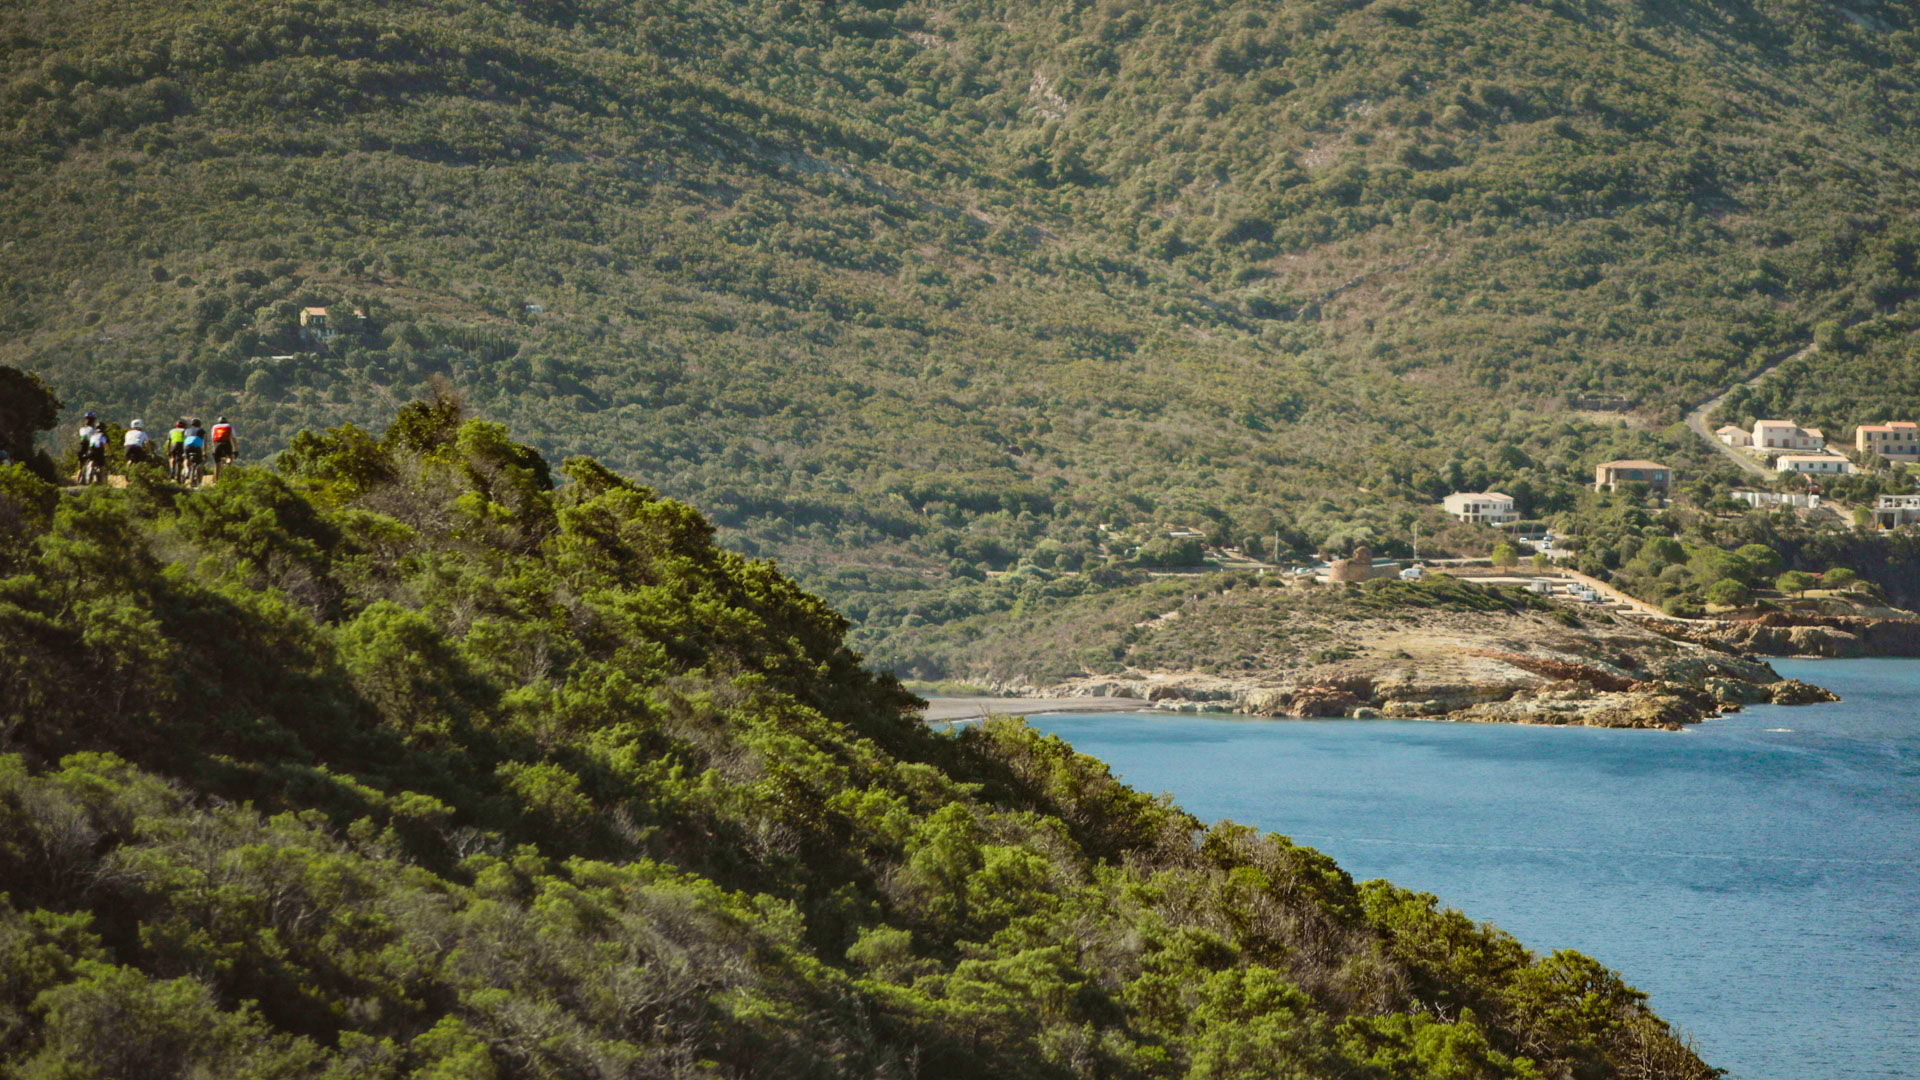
1753 420 1824 452
1775 454 1852 476
1716 425 1753 447
1442 492 1518 525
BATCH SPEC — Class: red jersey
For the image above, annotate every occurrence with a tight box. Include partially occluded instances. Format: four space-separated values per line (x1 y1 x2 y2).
211 423 233 442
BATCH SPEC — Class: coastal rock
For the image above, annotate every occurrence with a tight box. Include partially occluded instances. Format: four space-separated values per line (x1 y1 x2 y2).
1703 677 1770 706
1473 651 1637 691
1650 652 1780 686
1022 606 1844 731
1287 685 1362 717
1375 683 1518 716
1768 678 1839 705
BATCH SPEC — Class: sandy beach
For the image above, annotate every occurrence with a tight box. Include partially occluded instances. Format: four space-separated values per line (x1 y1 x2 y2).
920 696 1153 722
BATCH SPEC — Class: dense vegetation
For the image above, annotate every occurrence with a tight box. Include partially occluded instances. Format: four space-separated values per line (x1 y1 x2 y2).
1715 297 1920 438
0 389 1714 1077
4 0 1920 666
1552 488 1920 616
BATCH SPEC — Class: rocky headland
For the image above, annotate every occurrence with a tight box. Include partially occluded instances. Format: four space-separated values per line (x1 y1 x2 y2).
964 607 1836 731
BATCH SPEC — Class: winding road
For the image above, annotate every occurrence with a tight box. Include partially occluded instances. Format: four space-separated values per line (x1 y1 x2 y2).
1683 342 1814 477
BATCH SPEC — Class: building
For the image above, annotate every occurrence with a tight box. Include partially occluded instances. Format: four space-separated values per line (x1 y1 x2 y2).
1752 420 1824 452
1874 495 1920 529
1593 460 1672 492
299 306 366 344
1775 454 1852 476
1442 492 1518 525
1855 422 1920 462
1716 425 1753 447
1731 490 1819 510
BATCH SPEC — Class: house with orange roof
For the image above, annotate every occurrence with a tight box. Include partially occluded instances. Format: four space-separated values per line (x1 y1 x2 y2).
1855 422 1920 463
1593 460 1671 493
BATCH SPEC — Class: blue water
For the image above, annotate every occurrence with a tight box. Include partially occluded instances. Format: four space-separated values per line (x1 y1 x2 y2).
1027 659 1920 1080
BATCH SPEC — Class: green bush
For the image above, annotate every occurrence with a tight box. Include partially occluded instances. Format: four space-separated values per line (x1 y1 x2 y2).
0 398 1713 1078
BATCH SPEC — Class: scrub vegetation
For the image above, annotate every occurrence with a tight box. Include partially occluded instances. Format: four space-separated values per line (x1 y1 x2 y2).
0 386 1714 1077
4 0 1920 667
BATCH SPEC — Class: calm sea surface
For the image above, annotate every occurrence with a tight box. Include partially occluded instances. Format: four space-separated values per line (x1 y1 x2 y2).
1026 658 1920 1080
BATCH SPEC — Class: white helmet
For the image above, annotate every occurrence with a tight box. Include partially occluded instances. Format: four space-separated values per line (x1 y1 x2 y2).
130 419 144 429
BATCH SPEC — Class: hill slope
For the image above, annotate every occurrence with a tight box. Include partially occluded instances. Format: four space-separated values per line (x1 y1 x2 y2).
3 0 1919 668
0 398 1714 1077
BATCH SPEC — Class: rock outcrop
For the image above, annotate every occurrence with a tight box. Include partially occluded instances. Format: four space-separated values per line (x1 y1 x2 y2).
1010 608 1840 730
1674 614 1920 658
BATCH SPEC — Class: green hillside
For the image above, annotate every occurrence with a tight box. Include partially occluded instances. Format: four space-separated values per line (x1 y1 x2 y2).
3 0 1919 670
0 391 1714 1077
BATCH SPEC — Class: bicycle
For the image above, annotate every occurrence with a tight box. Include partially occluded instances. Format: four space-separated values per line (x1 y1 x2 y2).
212 447 237 481
182 449 204 488
78 454 104 487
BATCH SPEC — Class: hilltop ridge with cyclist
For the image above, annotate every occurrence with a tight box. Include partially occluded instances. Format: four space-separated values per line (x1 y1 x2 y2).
66 409 242 488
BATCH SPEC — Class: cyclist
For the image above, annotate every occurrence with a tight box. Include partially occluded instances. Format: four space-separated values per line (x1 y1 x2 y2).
166 419 187 480
79 418 109 485
76 411 100 480
210 416 238 475
181 417 207 484
124 419 152 466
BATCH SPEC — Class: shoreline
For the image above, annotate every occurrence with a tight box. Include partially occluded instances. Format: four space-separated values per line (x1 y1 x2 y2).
921 695 1157 721
919 611 1920 731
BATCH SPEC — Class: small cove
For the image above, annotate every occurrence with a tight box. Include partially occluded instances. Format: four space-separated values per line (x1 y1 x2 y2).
1027 658 1920 1080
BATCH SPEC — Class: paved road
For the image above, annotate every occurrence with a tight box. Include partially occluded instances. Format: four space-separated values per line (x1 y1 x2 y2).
1684 343 1813 478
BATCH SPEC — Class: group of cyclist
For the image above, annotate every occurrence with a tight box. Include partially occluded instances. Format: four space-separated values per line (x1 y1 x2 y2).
75 411 240 485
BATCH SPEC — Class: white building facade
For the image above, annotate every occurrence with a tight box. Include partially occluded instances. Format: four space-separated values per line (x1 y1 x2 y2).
1775 454 1852 476
1442 492 1518 524
1753 420 1824 451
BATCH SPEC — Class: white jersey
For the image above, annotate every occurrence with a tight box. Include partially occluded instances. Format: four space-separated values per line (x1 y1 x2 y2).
125 429 150 449
78 424 99 444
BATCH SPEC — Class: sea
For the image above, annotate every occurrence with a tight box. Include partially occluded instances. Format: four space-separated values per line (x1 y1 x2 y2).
1025 658 1920 1080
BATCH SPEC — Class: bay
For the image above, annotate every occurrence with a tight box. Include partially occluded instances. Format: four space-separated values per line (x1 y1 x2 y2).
1026 658 1920 1080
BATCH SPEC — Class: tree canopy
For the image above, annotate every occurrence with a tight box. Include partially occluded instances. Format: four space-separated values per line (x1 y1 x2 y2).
3 0 1919 669
0 399 1715 1078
